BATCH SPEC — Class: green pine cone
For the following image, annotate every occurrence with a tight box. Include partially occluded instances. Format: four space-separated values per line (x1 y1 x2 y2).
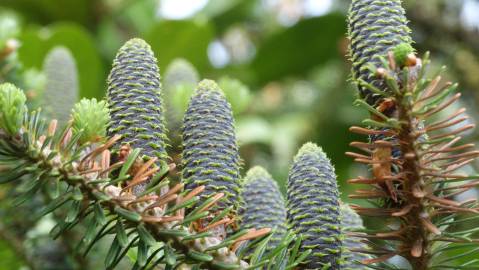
340 203 370 270
181 79 241 212
42 46 79 125
348 0 412 105
240 166 288 250
287 143 341 269
106 38 168 190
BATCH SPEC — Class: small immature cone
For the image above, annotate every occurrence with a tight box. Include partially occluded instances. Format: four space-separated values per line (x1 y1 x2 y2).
340 203 370 270
0 83 26 136
71 98 110 144
42 46 79 125
348 0 412 105
287 143 341 269
239 166 288 251
181 79 241 212
107 38 168 193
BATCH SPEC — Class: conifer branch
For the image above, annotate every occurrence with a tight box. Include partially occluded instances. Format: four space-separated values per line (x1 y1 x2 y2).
0 113 259 269
347 1 479 269
347 47 479 270
0 82 308 269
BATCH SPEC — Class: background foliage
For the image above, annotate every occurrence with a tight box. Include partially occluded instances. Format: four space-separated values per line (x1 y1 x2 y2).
1 0 479 269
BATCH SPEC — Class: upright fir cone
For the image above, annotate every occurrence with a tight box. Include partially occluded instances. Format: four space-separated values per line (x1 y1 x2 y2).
287 143 342 269
164 58 199 91
181 79 241 213
42 46 79 125
106 38 168 193
340 203 370 270
239 166 288 251
164 58 199 144
348 0 417 199
348 0 413 105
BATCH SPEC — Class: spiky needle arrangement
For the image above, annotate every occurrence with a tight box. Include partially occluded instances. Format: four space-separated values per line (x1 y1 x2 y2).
107 38 168 194
0 38 311 269
239 166 288 253
287 143 342 269
347 1 479 269
0 82 310 270
348 0 413 106
340 203 370 270
182 80 241 213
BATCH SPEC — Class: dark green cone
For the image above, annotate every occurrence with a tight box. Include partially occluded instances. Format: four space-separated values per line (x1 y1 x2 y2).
106 38 168 193
348 0 412 105
287 143 341 269
181 79 241 212
240 166 287 251
340 203 370 269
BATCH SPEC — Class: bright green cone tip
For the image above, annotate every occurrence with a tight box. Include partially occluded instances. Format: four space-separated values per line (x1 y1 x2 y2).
218 76 251 115
240 166 288 252
340 203 370 270
348 0 413 105
0 83 26 136
42 46 79 125
72 98 110 144
182 79 241 213
293 142 327 162
393 42 415 66
243 166 272 183
107 38 168 193
196 79 223 93
287 142 341 269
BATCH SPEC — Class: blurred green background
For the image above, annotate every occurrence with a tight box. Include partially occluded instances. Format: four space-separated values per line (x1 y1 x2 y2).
0 0 479 269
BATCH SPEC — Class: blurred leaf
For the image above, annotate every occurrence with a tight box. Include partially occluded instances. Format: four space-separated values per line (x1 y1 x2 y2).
96 0 158 60
97 19 124 60
0 239 23 269
237 117 273 145
122 0 157 34
218 76 251 115
1 0 97 28
251 13 346 84
200 0 242 17
171 84 195 117
201 0 257 33
0 13 20 49
145 19 214 72
18 22 104 98
271 113 310 163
